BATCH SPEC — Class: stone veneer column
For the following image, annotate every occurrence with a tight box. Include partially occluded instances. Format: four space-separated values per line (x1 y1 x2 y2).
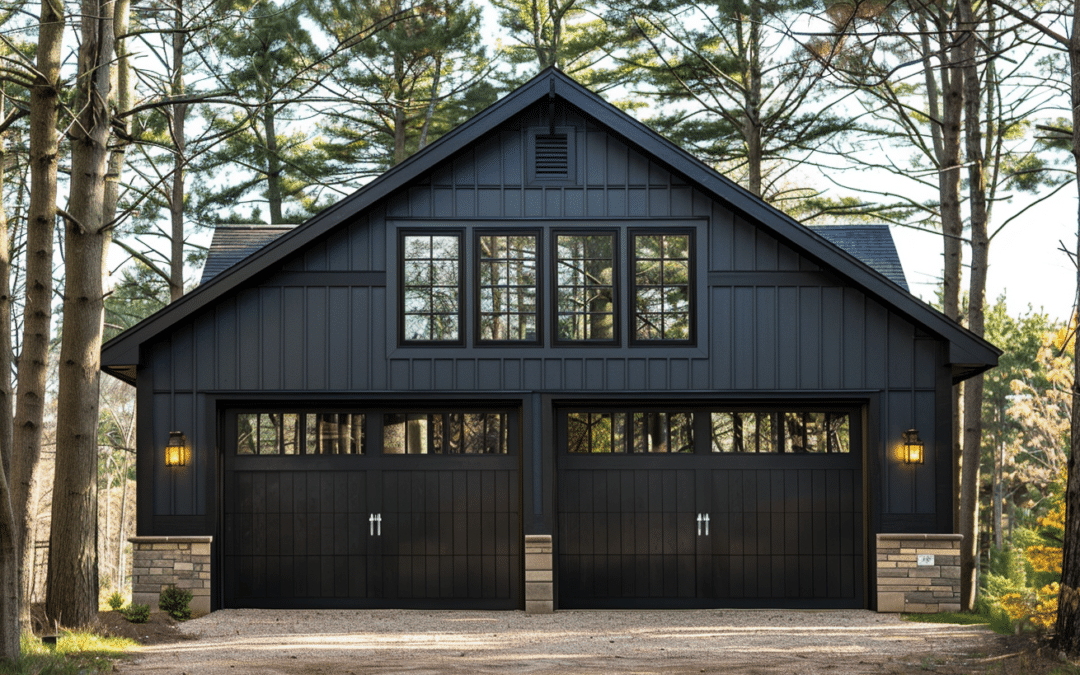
525 534 553 614
876 533 961 613
129 536 212 615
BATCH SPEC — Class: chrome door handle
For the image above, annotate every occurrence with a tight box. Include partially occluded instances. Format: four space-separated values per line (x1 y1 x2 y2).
703 513 710 536
697 513 710 536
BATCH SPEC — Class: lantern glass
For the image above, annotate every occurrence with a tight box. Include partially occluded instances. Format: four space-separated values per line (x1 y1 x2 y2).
902 429 924 465
165 431 188 467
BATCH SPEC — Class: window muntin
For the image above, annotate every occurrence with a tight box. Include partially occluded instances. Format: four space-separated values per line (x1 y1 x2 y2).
567 411 694 453
633 232 691 342
555 233 616 342
478 233 539 342
711 411 850 453
383 412 508 454
237 412 366 455
402 233 462 342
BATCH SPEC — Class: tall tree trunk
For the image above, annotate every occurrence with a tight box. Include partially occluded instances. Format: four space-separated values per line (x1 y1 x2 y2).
45 0 114 628
934 5 965 538
116 453 129 590
263 105 284 224
0 90 18 665
0 93 11 488
993 436 1003 548
393 53 407 166
1055 0 1080 652
169 0 186 300
0 460 17 662
959 0 988 611
744 2 763 197
13 0 64 632
418 55 442 151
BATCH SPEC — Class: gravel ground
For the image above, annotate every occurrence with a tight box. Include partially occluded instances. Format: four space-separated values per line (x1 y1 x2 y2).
114 609 1008 675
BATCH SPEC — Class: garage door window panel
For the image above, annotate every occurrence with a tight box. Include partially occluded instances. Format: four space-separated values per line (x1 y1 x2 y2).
711 411 850 454
567 410 694 454
236 412 365 455
383 412 508 454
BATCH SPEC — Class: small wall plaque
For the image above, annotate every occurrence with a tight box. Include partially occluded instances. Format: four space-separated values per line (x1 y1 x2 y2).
917 554 935 566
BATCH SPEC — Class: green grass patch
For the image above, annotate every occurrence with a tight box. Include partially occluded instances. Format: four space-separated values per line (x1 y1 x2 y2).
0 631 140 674
902 611 992 626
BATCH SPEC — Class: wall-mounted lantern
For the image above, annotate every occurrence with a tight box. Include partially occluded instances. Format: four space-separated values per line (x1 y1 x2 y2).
901 428 924 465
164 431 189 468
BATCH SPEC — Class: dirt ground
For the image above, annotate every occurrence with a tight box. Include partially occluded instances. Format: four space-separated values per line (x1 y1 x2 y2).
102 608 1080 675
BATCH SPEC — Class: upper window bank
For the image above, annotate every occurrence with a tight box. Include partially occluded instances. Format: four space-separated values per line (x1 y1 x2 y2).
399 226 696 347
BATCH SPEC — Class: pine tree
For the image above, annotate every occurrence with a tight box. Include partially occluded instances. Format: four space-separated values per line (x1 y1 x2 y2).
195 0 333 225
307 0 495 172
609 0 849 200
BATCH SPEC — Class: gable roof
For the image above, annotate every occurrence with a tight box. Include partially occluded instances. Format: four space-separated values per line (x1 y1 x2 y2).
101 67 998 385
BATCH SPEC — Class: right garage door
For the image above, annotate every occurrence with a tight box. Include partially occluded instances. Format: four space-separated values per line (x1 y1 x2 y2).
557 406 863 609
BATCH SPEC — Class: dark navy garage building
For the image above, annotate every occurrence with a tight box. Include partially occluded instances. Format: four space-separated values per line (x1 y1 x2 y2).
102 69 999 614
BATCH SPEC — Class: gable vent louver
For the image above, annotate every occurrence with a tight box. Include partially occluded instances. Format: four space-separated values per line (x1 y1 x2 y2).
534 133 570 179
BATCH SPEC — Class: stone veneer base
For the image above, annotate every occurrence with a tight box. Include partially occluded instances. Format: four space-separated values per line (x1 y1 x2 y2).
129 536 212 615
876 533 962 613
525 535 554 614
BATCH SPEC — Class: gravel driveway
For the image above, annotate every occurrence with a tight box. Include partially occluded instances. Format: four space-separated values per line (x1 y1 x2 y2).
116 609 1002 675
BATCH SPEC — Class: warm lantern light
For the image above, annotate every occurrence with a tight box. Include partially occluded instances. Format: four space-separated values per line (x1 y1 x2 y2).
165 431 189 468
902 428 924 465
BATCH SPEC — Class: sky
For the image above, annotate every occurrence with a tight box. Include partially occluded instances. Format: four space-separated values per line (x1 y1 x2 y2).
891 189 1077 324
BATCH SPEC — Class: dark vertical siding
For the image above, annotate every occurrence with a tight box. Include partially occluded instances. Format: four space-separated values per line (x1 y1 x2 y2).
143 106 951 536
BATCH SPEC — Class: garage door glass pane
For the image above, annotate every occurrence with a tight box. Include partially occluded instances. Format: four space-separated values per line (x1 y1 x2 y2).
632 412 693 453
237 414 257 454
567 412 626 453
708 410 851 454
304 413 366 454
384 412 509 454
711 412 777 453
383 413 429 454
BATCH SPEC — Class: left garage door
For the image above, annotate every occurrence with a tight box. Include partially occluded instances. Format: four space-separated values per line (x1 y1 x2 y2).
222 408 520 609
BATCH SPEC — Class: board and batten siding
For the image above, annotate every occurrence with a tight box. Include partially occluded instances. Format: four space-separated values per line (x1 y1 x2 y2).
142 104 948 538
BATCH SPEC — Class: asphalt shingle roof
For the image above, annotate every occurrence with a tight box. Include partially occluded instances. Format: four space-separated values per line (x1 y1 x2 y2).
199 225 295 285
808 224 909 291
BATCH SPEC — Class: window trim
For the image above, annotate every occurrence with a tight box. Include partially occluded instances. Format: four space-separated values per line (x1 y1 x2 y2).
629 228 696 346
474 228 543 346
399 229 465 346
551 228 620 346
